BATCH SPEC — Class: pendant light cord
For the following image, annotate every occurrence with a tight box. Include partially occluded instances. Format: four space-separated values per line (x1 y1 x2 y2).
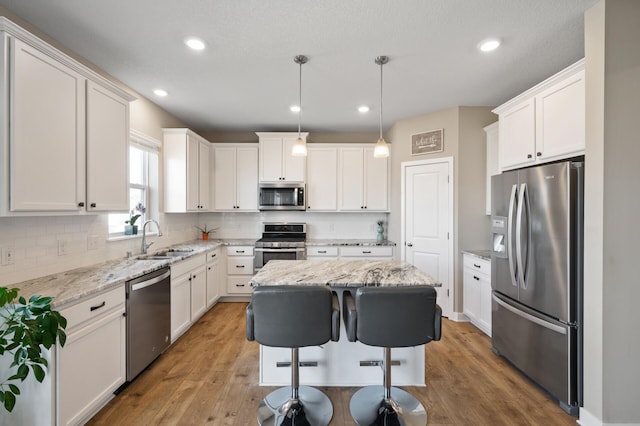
379 59 383 140
298 59 302 138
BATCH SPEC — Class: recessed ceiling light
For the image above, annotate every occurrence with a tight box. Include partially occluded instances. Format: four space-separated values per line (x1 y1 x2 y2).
290 105 301 113
478 38 501 52
153 89 168 97
358 106 370 113
185 37 206 51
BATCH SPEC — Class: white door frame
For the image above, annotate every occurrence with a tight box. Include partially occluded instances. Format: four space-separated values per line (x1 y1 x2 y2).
401 156 454 317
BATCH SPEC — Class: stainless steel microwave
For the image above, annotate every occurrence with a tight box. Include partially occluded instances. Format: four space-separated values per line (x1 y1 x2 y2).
258 182 306 211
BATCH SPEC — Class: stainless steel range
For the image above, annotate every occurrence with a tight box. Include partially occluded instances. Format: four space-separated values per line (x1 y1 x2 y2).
254 222 306 272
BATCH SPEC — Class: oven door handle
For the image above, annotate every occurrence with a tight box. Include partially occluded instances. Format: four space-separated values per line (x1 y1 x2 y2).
254 248 306 253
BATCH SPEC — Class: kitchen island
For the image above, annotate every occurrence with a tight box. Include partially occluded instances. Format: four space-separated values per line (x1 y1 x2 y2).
249 260 441 387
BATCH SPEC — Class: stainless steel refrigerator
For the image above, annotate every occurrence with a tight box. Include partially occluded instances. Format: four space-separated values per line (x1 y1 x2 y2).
491 160 583 415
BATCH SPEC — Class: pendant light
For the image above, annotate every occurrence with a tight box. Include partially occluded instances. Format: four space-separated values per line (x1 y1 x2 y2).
373 55 390 158
291 54 308 157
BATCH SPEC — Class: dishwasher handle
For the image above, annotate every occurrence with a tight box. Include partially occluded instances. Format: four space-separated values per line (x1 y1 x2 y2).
131 269 171 292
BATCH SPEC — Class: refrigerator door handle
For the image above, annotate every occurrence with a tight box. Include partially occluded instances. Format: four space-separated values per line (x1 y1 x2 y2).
515 183 529 289
507 184 518 288
493 293 567 335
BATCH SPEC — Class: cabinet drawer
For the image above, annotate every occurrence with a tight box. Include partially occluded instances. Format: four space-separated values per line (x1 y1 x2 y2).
226 246 254 256
227 276 253 294
307 246 339 257
340 246 393 257
463 254 490 276
227 257 253 275
171 253 206 278
207 248 221 264
60 285 125 331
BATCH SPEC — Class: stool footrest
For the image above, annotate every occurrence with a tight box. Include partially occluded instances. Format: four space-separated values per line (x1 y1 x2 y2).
276 361 318 368
359 360 401 367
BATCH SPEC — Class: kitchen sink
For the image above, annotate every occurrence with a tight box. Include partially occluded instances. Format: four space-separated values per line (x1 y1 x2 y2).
137 248 194 260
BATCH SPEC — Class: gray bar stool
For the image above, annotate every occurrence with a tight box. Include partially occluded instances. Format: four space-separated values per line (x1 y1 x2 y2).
246 285 340 426
343 285 442 426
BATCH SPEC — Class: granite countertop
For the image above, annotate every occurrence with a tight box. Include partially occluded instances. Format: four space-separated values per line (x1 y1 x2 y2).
250 259 441 288
306 239 396 247
462 250 491 260
9 238 397 310
9 239 230 309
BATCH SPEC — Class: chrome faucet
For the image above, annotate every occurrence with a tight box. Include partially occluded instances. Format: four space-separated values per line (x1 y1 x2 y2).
141 219 163 254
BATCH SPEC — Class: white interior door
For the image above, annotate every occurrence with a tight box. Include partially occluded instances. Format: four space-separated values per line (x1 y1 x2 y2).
402 158 453 317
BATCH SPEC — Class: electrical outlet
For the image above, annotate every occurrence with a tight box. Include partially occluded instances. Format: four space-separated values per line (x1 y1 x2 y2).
87 235 100 250
58 240 68 256
1 247 14 265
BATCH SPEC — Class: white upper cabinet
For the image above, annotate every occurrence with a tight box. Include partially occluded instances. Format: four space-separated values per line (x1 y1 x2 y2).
0 18 135 216
494 59 585 171
7 37 86 212
86 81 130 212
257 132 307 182
212 144 258 211
163 128 211 212
338 145 389 212
306 146 338 211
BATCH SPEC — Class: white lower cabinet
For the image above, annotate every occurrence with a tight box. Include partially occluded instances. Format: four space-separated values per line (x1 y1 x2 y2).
226 246 255 295
57 286 126 426
259 291 424 387
170 254 206 342
462 254 492 336
190 263 207 321
206 248 221 307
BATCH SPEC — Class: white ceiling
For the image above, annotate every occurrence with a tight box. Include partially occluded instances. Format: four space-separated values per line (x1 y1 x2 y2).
0 0 597 133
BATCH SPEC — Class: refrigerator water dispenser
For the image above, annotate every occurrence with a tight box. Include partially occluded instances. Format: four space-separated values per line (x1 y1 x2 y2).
492 216 507 258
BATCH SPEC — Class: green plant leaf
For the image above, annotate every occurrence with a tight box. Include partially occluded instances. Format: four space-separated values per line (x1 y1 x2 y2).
32 364 45 383
16 364 29 380
8 384 20 395
58 330 67 347
3 391 16 412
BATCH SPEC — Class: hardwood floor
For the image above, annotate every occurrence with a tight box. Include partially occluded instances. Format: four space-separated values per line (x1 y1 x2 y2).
87 302 577 425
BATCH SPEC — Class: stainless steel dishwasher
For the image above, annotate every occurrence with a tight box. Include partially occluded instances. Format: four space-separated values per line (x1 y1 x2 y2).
126 266 171 381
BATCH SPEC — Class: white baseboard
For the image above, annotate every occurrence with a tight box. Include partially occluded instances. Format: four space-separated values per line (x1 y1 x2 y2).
448 311 469 322
578 407 640 426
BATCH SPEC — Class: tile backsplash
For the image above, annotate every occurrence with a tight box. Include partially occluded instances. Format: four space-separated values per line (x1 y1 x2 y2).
0 211 389 286
0 213 198 286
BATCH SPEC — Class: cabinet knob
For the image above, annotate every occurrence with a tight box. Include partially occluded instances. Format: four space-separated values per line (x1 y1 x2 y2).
536 152 542 157
473 276 480 281
407 242 413 247
90 203 96 208
527 154 532 159
474 263 481 268
78 202 85 207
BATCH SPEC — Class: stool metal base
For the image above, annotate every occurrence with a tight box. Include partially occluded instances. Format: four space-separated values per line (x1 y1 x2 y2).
349 386 427 426
257 385 333 426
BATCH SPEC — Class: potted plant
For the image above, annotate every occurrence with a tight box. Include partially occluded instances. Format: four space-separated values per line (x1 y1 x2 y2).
0 287 67 412
125 203 145 235
195 225 218 241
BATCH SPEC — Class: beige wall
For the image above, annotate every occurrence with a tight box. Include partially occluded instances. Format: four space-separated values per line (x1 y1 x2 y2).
387 106 495 313
584 0 640 423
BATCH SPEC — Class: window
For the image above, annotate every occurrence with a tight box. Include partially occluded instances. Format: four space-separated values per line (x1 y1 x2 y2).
108 131 160 237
